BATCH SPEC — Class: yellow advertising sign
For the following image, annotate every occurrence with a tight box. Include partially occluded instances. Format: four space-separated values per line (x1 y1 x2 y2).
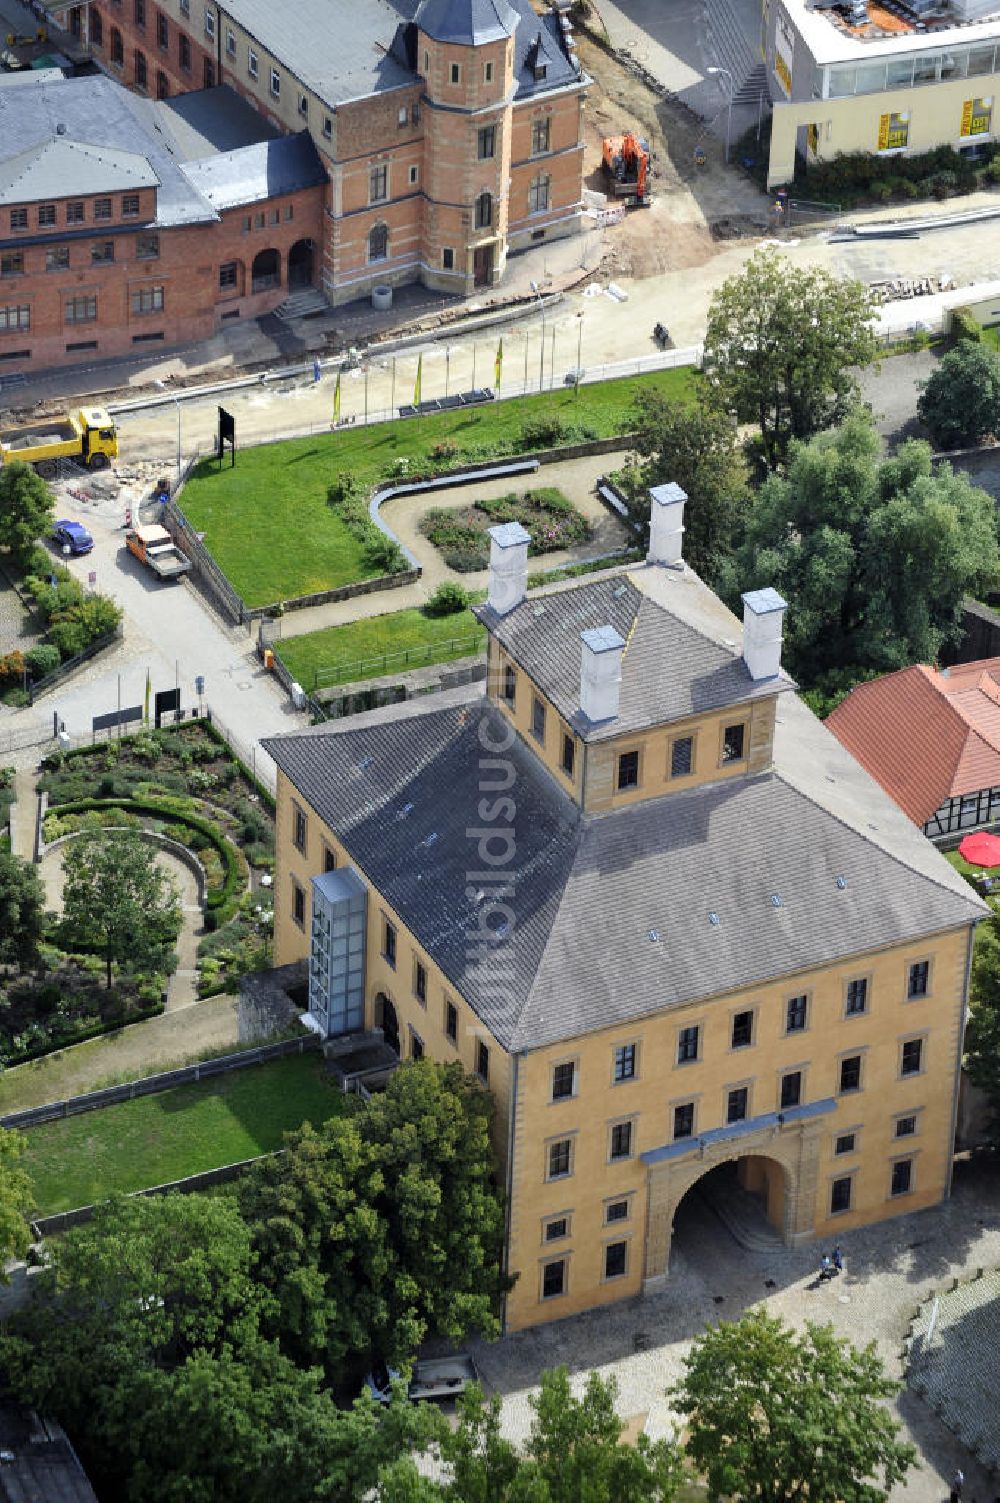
961 96 992 136
774 12 794 99
878 112 909 150
807 122 819 155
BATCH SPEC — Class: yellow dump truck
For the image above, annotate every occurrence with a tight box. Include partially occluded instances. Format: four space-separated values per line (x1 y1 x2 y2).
0 407 118 477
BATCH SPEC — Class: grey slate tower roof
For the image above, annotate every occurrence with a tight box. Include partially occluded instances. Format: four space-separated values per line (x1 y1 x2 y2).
414 0 518 44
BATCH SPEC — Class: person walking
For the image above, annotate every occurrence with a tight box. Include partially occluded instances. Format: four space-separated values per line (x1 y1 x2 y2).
832 1245 844 1274
950 1468 965 1503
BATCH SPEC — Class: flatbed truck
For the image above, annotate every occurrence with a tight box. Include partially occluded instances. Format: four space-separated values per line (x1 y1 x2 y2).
125 524 191 581
0 407 118 477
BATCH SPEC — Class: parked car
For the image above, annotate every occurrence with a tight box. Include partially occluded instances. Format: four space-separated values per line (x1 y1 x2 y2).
365 1354 479 1404
52 519 95 555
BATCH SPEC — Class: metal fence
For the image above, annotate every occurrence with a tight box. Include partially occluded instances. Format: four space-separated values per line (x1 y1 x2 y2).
295 629 487 693
204 704 276 795
161 496 250 626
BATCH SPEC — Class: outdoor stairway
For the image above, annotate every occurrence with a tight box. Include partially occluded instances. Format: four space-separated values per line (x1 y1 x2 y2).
704 0 759 109
694 1167 785 1253
733 62 769 107
274 288 329 321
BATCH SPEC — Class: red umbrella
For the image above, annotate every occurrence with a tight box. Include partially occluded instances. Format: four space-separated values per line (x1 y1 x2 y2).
959 831 1000 867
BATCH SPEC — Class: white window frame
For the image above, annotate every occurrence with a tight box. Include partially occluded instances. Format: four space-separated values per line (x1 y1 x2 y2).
204 6 215 40
270 68 281 98
248 47 258 78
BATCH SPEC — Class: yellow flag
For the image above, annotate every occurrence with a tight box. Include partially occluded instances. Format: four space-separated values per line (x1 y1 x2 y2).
144 669 151 725
494 337 503 391
414 353 422 407
333 371 341 426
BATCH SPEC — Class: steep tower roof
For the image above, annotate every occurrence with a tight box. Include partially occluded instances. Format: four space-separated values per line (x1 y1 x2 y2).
414 0 518 45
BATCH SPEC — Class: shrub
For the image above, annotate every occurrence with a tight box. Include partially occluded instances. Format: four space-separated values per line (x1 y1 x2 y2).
951 306 983 344
0 651 26 686
429 439 460 463
515 415 566 451
424 581 471 616
24 643 60 681
364 533 408 574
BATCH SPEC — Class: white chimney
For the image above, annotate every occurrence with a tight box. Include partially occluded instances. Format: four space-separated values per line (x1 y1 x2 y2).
741 588 788 680
647 482 687 567
580 625 626 723
486 521 531 615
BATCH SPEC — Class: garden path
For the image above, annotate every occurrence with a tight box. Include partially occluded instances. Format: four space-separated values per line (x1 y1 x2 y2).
9 769 36 861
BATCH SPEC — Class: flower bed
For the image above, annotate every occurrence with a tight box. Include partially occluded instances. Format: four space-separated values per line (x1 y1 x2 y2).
419 486 593 572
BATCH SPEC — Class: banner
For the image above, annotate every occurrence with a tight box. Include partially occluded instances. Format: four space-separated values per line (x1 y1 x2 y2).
414 353 422 406
878 111 909 150
774 12 794 99
961 96 992 136
333 371 341 425
143 669 151 725
495 337 503 390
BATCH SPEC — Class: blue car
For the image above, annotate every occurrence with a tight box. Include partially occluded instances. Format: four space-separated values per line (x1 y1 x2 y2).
53 520 94 555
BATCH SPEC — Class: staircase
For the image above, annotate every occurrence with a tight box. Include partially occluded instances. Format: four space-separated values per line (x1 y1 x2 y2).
705 0 767 107
274 287 329 322
734 61 769 106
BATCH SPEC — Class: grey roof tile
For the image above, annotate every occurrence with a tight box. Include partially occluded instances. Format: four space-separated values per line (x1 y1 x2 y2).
414 0 518 44
0 138 159 206
181 131 327 210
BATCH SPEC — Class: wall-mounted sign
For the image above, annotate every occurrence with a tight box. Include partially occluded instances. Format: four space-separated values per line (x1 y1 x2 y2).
775 11 794 98
878 111 909 151
961 96 992 136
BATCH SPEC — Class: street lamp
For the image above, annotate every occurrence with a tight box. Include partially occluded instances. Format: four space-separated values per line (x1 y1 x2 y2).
530 280 546 393
707 65 734 165
155 380 182 488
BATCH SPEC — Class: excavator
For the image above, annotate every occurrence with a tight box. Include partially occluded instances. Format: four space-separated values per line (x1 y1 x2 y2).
601 131 652 207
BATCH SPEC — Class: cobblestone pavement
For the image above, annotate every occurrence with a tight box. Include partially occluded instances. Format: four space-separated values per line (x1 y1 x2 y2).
469 1156 1000 1501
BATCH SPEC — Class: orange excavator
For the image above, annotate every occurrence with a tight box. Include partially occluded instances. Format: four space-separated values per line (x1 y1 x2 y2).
601 131 652 207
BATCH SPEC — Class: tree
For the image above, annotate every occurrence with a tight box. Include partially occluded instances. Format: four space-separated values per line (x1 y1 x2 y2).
0 850 45 966
0 462 54 570
964 910 1000 1143
60 829 182 987
917 341 1000 450
625 391 749 585
0 1129 34 1274
702 251 878 471
719 411 1000 688
671 1307 916 1503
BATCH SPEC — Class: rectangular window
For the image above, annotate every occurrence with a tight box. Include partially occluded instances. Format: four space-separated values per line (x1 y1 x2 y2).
219 261 238 289
839 1055 862 1094
551 1061 575 1101
673 1102 694 1140
136 233 160 259
248 47 258 78
92 242 115 265
323 845 336 873
445 999 458 1043
780 1071 801 1110
478 125 496 159
94 198 112 221
414 960 427 1005
397 104 408 126
830 1175 853 1214
270 68 281 97
38 204 56 227
502 663 516 704
323 116 332 138
845 977 868 1016
895 1114 917 1138
158 12 168 47
604 1240 628 1280
0 253 23 278
45 246 70 272
786 994 808 1033
122 195 140 217
531 696 546 744
541 1258 565 1299
370 164 388 203
131 285 164 316
450 62 460 84
135 0 145 24
609 1120 633 1161
835 1132 856 1155
901 1038 923 1077
532 116 551 154
547 1139 572 1179
670 736 693 778
908 961 930 999
528 174 550 213
204 6 215 38
442 247 454 270
544 1216 568 1242
408 165 418 185
617 750 639 790
292 805 307 853
180 34 191 70
225 25 236 55
677 1025 699 1064
484 60 494 83
722 722 746 762
268 209 279 226
292 879 305 929
10 208 28 230
727 1086 748 1123
410 1032 424 1061
560 734 575 778
180 0 189 12
731 1010 754 1049
605 1198 630 1224
382 918 396 968
66 201 85 224
255 212 265 228
476 1040 489 1082
0 305 29 332
613 1043 636 1082
64 295 97 323
890 1158 913 1197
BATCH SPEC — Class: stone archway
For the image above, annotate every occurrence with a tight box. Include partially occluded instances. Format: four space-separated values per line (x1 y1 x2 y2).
642 1113 827 1293
251 248 281 293
287 238 315 290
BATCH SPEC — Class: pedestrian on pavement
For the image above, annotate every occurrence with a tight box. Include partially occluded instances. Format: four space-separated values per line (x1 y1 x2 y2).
950 1468 964 1503
832 1245 844 1274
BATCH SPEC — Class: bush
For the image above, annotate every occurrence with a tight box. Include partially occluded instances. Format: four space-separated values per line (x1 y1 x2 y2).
918 341 1000 448
424 581 471 616
0 651 26 686
951 306 983 344
363 533 408 574
24 643 60 681
516 415 567 451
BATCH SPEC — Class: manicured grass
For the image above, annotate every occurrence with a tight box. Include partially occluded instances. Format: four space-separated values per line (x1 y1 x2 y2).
22 1052 343 1215
980 325 1000 351
180 370 696 607
278 604 487 691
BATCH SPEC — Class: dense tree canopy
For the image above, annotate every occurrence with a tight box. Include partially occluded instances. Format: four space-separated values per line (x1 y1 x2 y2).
719 411 1000 690
671 1308 916 1503
60 829 182 987
965 911 1000 1144
917 341 1000 451
0 850 46 966
702 251 878 471
0 1128 34 1274
0 462 54 569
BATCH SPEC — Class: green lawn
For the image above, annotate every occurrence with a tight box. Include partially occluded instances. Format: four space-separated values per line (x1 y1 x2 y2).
278 604 487 691
22 1052 343 1216
180 370 695 607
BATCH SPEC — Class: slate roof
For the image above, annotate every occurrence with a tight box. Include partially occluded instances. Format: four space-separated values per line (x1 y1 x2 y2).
414 0 518 44
0 137 159 208
828 658 1000 824
476 565 796 741
181 132 328 210
264 677 983 1054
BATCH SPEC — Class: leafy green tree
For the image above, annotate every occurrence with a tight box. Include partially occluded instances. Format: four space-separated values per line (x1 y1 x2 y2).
702 251 878 471
0 850 45 966
671 1307 916 1503
625 391 749 585
719 411 1000 688
60 829 182 986
917 341 1000 450
0 1128 35 1272
0 462 54 569
965 911 1000 1143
